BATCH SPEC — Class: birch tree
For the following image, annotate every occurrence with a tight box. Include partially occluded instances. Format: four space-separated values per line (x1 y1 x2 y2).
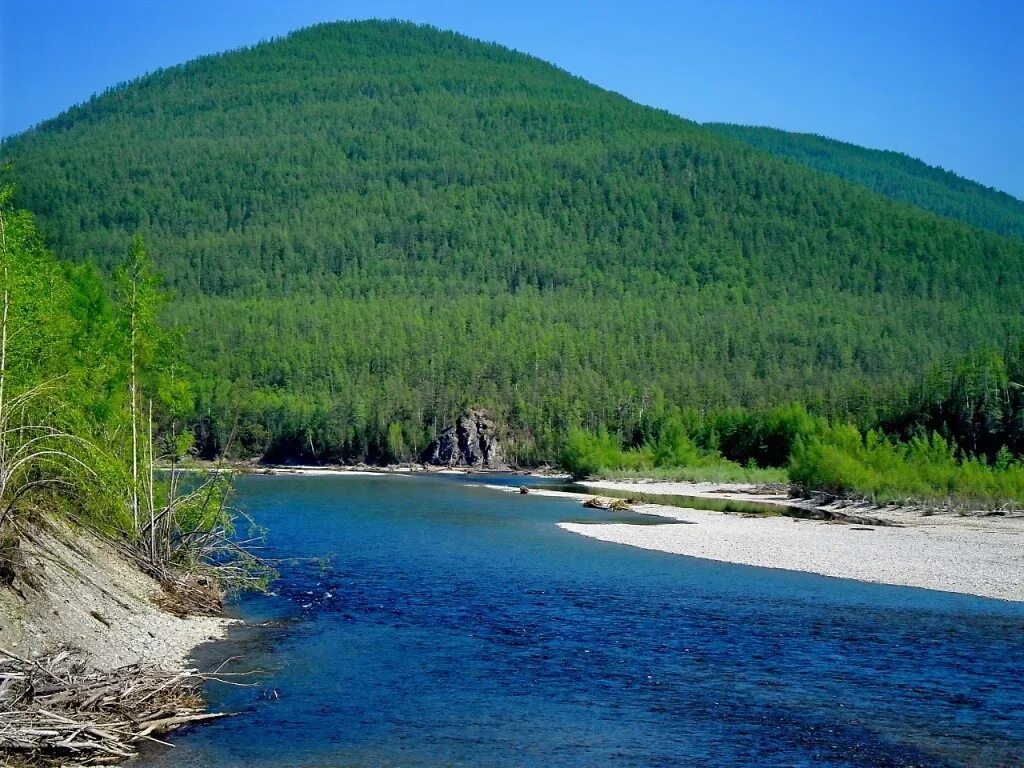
115 235 164 542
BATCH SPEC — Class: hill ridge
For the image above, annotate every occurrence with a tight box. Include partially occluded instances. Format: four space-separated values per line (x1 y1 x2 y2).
705 122 1024 239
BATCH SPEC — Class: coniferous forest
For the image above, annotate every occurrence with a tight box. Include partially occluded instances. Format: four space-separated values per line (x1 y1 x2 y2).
3 20 1024 487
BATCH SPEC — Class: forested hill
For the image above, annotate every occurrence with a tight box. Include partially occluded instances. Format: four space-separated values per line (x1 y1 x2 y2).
3 20 1024 463
705 123 1024 239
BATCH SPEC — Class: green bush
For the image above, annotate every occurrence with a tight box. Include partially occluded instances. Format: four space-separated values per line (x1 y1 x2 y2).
559 428 642 480
790 423 1024 506
709 403 822 468
558 422 784 484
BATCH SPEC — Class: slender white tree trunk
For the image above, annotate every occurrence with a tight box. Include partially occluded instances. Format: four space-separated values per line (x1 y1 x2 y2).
148 398 156 563
130 275 139 533
0 210 8 503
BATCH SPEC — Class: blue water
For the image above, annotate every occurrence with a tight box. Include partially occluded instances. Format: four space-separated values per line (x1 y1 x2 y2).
134 474 1024 767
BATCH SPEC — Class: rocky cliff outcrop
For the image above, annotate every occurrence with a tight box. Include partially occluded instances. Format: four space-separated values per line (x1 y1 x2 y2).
421 409 507 469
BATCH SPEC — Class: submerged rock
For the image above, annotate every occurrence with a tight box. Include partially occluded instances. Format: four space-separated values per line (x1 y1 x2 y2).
421 409 508 469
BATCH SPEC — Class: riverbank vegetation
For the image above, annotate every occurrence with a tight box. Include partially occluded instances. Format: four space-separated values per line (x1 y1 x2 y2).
0 182 266 603
559 349 1024 508
0 183 272 764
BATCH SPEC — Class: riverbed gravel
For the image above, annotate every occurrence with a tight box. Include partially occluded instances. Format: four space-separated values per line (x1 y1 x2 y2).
557 481 1024 601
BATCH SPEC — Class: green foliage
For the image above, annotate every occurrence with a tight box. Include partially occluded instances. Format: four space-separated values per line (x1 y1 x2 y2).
707 403 823 468
563 395 1024 508
3 21 1024 462
790 425 1024 506
0 185 131 530
558 413 787 484
588 463 788 485
384 422 410 463
882 344 1024 461
560 427 643 480
0 187 264 597
706 123 1024 239
115 235 190 419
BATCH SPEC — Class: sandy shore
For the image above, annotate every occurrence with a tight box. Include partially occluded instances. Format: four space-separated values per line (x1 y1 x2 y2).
544 480 1024 602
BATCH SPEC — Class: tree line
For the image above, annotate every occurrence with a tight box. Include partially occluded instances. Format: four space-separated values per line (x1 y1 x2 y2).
559 345 1024 506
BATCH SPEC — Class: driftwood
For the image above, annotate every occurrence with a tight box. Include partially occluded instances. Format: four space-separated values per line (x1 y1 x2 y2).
582 496 634 511
0 646 228 765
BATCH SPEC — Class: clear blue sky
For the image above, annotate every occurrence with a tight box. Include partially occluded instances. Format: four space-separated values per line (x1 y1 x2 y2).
2 0 1022 198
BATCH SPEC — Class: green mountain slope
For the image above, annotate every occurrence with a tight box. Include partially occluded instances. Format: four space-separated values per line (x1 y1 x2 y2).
705 123 1024 239
3 21 1023 461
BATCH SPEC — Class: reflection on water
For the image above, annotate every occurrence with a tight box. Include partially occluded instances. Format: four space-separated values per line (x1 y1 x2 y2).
133 474 1024 768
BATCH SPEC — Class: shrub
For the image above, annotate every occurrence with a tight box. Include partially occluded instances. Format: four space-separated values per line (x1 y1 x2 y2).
790 423 1024 506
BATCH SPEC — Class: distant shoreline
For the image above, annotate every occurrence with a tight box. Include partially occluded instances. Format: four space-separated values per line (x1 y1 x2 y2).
171 460 568 479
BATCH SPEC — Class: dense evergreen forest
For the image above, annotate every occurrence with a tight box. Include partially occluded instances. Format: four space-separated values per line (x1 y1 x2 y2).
3 21 1024 465
705 123 1024 240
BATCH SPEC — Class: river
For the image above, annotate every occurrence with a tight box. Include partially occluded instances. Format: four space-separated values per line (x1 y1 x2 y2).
133 473 1024 767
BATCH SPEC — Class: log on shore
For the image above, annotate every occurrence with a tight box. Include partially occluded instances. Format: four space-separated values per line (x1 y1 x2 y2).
582 496 634 511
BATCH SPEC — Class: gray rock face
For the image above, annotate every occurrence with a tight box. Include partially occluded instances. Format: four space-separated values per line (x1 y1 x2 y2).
421 409 507 468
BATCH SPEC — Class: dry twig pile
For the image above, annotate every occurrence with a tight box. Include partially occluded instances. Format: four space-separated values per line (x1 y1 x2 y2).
0 647 226 765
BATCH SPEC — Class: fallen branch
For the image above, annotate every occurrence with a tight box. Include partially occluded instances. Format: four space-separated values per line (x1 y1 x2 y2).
582 496 634 511
0 647 230 765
